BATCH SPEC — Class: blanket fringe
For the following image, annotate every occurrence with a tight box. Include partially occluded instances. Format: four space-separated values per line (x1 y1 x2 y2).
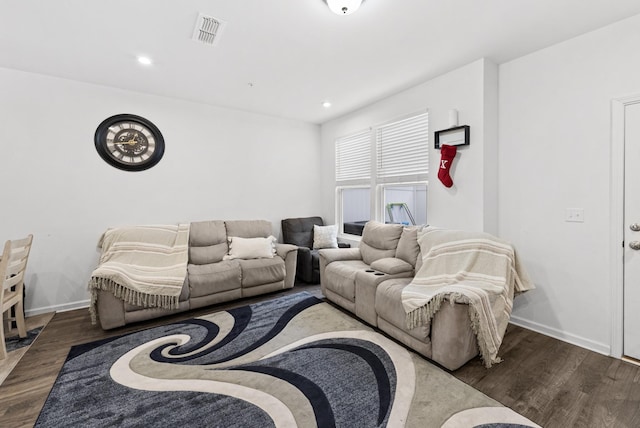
88 277 180 325
466 303 503 368
406 294 447 331
407 292 502 369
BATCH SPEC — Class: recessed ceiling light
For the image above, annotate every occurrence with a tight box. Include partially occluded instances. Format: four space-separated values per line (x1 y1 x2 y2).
322 101 332 108
137 56 153 66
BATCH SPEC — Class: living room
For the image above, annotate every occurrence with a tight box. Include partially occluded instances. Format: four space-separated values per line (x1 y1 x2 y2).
2 1 640 427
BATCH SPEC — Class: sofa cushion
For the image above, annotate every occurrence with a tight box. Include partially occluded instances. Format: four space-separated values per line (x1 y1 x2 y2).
370 257 414 275
416 252 424 273
376 278 431 342
324 260 370 302
281 216 323 248
225 220 272 238
224 236 276 260
396 226 422 267
313 224 338 249
188 260 241 297
360 221 404 265
189 220 228 264
238 258 285 287
190 243 229 265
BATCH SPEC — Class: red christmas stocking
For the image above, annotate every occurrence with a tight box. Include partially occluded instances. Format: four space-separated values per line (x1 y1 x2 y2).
438 144 457 188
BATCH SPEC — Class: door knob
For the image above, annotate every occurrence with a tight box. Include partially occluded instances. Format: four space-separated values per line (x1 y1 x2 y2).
630 241 640 250
631 223 640 232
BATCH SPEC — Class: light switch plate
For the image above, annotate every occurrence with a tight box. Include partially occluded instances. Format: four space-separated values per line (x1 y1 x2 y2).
566 208 584 223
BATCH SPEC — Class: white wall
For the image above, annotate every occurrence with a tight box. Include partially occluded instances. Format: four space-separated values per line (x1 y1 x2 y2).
499 13 640 354
319 12 640 357
0 68 321 315
5 12 637 357
320 58 499 234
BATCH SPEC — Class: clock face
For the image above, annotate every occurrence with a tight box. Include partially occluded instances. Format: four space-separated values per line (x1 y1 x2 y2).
94 114 164 171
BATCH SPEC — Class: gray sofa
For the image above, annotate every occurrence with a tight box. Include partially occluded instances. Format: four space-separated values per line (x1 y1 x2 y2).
281 216 350 284
319 221 478 370
95 220 298 330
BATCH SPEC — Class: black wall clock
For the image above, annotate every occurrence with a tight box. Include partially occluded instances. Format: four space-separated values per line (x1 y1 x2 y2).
94 114 165 171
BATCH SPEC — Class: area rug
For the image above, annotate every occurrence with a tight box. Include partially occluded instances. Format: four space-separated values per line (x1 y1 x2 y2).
1 312 55 386
5 326 43 353
36 292 540 427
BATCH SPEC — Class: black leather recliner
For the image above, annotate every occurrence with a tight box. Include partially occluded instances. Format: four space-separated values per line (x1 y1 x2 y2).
281 217 348 284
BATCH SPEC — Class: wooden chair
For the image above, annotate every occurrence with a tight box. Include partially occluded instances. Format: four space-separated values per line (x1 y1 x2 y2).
0 234 33 359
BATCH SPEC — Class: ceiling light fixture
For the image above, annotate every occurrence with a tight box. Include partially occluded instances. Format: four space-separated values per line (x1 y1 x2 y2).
326 0 363 15
322 101 332 108
137 56 153 66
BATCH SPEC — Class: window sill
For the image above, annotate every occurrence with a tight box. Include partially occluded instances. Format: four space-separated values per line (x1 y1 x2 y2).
338 234 361 248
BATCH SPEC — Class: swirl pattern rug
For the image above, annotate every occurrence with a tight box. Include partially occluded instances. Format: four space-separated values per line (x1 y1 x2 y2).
36 292 539 427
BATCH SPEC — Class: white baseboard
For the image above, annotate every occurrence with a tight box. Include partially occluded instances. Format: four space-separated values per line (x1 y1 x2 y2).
510 315 610 356
23 300 612 357
25 299 90 317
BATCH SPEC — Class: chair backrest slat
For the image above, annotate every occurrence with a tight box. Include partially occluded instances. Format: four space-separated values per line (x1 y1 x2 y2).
10 236 32 248
4 272 24 290
0 241 11 301
10 247 28 260
1 235 33 294
8 263 26 278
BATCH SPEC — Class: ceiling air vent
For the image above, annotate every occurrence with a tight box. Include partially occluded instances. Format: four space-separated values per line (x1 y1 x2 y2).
192 13 226 46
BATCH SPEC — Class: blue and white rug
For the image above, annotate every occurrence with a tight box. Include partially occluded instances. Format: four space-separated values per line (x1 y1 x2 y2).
36 292 540 427
5 326 43 353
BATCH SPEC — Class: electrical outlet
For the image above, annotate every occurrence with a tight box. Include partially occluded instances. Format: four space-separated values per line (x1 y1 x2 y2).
565 208 584 223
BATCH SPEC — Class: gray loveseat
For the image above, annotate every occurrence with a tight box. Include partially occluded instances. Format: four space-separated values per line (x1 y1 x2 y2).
95 220 298 330
319 221 478 370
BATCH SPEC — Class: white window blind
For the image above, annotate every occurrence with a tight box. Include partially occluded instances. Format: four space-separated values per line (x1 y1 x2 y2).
335 130 371 182
376 112 429 179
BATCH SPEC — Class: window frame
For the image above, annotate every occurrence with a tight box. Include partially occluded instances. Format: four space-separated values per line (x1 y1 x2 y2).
335 185 372 238
335 110 429 239
377 181 428 226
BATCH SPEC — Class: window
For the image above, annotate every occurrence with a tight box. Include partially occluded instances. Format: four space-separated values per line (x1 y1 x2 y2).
376 113 429 180
335 111 429 236
335 130 372 236
335 130 370 182
338 186 371 236
381 183 427 225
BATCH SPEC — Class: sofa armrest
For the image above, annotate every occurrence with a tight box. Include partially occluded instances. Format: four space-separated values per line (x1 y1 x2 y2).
430 300 479 370
318 247 361 264
296 245 311 258
275 243 298 259
96 290 126 330
318 248 362 296
295 246 313 283
275 243 298 289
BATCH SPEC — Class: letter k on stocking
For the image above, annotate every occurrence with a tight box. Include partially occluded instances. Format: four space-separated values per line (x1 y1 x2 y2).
437 144 457 188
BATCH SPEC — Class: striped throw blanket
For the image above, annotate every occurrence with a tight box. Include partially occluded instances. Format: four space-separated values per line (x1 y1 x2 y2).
88 224 190 324
402 227 534 368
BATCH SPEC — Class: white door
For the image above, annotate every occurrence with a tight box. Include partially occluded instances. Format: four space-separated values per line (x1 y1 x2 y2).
624 101 640 360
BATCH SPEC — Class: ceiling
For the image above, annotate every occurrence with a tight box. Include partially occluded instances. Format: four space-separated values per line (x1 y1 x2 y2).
1 1 639 124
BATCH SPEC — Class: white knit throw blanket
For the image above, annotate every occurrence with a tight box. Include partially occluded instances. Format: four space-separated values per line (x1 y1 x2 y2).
88 224 190 324
402 227 535 368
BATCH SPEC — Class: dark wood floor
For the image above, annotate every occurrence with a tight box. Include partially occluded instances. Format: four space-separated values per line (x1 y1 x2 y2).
2 284 639 428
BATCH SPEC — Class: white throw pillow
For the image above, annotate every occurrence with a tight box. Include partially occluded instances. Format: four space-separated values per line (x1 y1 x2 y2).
313 224 338 249
223 236 276 260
